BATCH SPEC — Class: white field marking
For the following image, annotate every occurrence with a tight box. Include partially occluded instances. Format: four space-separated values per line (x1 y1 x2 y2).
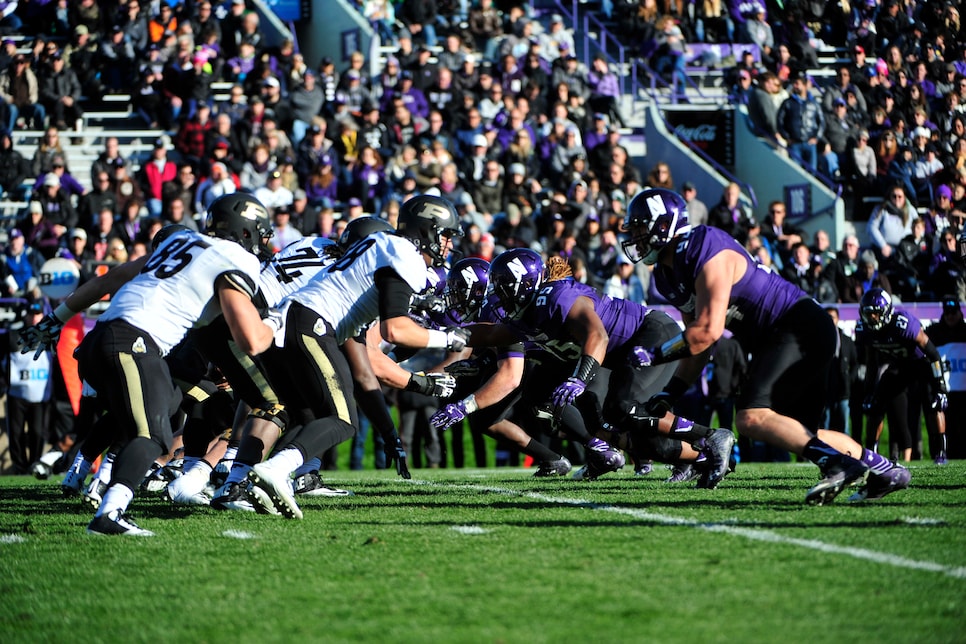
0 534 26 544
901 517 947 526
424 482 966 580
222 530 256 540
451 525 488 535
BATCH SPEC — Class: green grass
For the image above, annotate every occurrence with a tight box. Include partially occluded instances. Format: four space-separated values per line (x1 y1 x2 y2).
1 462 964 644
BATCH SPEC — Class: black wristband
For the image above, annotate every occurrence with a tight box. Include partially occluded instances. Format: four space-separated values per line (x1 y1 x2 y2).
405 373 431 394
654 333 691 365
572 354 601 384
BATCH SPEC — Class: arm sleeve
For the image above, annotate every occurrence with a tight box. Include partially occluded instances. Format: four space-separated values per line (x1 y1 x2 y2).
375 268 416 320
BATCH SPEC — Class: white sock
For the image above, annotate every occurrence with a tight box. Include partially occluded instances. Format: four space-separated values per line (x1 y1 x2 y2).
96 483 134 518
95 452 116 484
223 446 238 462
293 457 322 478
225 463 252 485
264 448 304 477
182 456 201 471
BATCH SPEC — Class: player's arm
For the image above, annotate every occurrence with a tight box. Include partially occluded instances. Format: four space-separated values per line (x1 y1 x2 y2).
376 269 469 351
218 278 274 355
363 324 457 397
19 257 149 358
464 322 526 347
917 327 949 409
431 346 525 431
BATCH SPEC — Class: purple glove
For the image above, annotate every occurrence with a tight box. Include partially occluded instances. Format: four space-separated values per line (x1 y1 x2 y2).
628 346 655 369
932 391 948 412
431 401 468 431
551 377 587 413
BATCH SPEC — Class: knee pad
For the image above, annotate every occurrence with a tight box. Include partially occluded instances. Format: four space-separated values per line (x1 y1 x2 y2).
248 403 289 432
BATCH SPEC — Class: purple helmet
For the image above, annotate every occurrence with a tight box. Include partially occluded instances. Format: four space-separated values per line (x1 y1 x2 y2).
621 188 690 265
485 248 544 322
859 288 894 331
446 257 489 322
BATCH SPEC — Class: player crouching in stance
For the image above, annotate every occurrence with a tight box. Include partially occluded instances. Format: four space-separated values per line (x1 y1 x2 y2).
465 249 735 486
622 188 910 504
21 194 277 534
857 288 948 468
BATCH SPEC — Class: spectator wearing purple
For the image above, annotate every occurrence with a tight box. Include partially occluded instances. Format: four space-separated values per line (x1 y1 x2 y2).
495 107 535 154
303 155 339 208
587 53 624 127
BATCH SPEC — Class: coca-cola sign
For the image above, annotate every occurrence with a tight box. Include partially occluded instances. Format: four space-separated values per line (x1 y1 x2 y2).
664 109 735 168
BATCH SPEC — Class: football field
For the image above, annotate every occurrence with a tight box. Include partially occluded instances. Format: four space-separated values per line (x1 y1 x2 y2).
1 462 964 643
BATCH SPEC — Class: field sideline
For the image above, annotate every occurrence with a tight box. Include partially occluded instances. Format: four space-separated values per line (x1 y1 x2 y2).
1 462 964 643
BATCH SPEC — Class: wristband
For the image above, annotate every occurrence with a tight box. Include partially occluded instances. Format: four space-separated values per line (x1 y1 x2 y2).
930 360 944 381
461 394 478 414
52 302 76 324
426 329 449 349
653 333 691 365
572 354 601 384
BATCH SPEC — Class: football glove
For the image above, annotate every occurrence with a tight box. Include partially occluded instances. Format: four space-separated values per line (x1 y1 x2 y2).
411 292 448 315
383 433 411 479
628 346 655 369
931 391 948 412
430 396 478 431
19 314 63 360
406 372 457 398
550 377 587 414
444 357 482 377
443 327 471 352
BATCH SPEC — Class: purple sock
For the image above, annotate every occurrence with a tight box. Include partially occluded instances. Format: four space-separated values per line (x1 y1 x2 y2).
861 448 893 475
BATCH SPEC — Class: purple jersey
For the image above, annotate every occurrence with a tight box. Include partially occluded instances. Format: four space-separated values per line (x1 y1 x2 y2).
512 278 650 360
653 226 806 348
855 307 925 362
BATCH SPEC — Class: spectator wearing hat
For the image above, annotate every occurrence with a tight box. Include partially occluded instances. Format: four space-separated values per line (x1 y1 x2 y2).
843 249 893 303
226 40 258 85
747 71 788 144
35 153 83 198
823 66 869 118
825 97 860 168
63 24 101 99
0 54 45 131
119 0 149 54
35 171 78 231
193 161 237 217
269 204 303 252
728 68 755 106
96 24 137 93
739 5 774 67
63 227 95 277
541 13 574 65
303 153 339 208
289 71 324 147
924 184 956 239
295 120 337 182
0 128 27 199
929 226 966 303
254 167 295 212
17 199 60 260
0 227 41 298
260 76 292 128
777 72 825 171
138 138 177 218
681 181 708 227
457 132 491 186
286 188 316 234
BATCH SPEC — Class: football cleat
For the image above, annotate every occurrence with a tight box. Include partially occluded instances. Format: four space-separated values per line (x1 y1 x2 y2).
533 456 572 477
210 482 258 513
695 429 735 489
82 479 108 510
61 461 90 497
806 454 870 505
934 450 948 466
573 439 625 480
87 509 154 537
666 462 701 483
633 459 654 476
248 464 303 519
848 463 911 502
292 471 355 496
166 464 213 506
210 459 233 488
140 462 180 493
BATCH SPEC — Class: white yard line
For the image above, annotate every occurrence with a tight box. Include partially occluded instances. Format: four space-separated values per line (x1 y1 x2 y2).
426 481 966 580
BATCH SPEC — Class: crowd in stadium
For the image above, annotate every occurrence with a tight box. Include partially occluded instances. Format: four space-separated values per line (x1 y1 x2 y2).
0 1 962 525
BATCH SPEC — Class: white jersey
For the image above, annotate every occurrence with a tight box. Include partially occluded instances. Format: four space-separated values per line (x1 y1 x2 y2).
258 236 338 307
279 232 427 344
98 230 261 356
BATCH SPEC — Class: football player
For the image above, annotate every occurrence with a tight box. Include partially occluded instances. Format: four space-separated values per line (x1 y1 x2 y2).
857 288 948 467
623 188 911 504
22 193 277 535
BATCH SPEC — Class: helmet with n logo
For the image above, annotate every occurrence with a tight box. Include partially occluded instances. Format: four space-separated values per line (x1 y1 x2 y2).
446 257 490 322
622 188 690 265
485 248 544 322
205 193 272 254
859 288 894 331
396 195 462 267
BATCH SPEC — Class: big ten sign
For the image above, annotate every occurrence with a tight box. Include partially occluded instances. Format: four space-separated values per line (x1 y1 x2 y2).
664 109 736 169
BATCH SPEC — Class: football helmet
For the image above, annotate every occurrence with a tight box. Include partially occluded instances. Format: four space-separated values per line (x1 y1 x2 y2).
339 215 394 249
395 195 463 267
205 193 272 254
859 288 894 331
621 188 691 265
446 257 490 322
485 248 544 322
151 223 190 251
